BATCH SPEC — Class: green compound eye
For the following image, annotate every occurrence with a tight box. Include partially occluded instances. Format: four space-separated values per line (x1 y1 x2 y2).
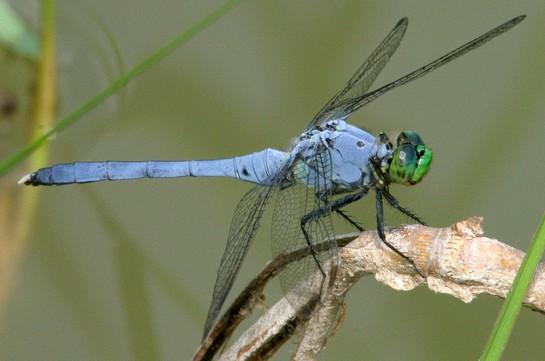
388 131 432 185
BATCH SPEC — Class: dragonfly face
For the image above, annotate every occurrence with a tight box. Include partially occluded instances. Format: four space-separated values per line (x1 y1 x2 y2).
388 131 432 186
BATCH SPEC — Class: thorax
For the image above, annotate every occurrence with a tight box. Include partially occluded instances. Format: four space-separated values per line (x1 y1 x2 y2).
290 120 393 192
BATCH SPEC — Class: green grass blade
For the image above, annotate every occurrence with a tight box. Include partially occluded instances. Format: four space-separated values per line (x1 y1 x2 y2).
0 0 244 178
480 212 545 361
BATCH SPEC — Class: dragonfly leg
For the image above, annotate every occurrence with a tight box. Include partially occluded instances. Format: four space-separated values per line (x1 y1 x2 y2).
375 189 425 277
299 222 327 277
336 209 364 232
369 155 391 188
382 190 426 225
300 190 369 276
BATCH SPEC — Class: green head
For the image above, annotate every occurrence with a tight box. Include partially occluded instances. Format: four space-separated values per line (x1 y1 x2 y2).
388 131 432 185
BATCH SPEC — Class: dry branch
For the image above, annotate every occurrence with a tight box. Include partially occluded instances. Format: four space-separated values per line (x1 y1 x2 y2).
195 217 545 361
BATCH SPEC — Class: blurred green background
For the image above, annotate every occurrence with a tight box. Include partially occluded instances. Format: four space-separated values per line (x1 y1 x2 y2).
1 0 545 360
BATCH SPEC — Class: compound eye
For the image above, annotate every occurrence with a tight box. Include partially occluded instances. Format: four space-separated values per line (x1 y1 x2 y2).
415 144 428 159
397 150 407 166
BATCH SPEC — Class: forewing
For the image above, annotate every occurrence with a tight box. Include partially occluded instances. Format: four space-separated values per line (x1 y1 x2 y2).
271 148 337 318
327 15 526 119
203 185 274 339
306 18 408 130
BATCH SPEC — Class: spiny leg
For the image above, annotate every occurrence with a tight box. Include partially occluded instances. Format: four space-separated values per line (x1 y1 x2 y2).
299 223 327 277
336 209 364 232
382 190 426 225
375 189 424 277
369 155 390 186
301 190 368 276
317 189 367 232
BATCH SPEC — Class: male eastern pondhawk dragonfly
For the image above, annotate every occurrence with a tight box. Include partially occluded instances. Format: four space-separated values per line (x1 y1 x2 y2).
19 16 525 339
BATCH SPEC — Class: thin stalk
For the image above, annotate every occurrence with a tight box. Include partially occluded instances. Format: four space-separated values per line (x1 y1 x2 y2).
480 212 545 360
0 0 56 308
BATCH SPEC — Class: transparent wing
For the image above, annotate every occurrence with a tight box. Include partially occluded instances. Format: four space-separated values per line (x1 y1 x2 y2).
306 17 408 130
327 15 526 119
271 148 337 318
203 184 274 339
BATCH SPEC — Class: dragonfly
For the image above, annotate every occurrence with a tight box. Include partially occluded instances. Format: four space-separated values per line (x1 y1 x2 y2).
19 15 525 339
